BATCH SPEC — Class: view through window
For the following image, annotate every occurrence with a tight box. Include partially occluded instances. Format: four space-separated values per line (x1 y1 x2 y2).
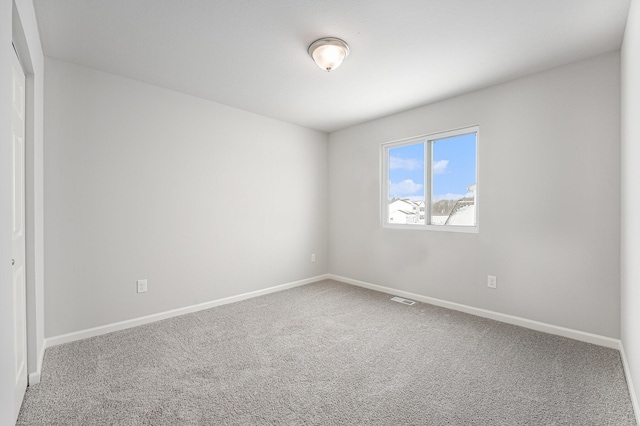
384 126 478 230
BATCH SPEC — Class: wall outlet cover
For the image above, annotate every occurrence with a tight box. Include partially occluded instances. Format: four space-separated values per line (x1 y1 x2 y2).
488 275 497 289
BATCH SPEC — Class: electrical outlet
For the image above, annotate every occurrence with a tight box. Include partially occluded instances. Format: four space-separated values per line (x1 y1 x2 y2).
137 279 148 293
487 275 497 289
311 253 316 262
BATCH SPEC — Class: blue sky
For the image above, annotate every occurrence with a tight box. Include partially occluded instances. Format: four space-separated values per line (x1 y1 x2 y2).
389 133 476 200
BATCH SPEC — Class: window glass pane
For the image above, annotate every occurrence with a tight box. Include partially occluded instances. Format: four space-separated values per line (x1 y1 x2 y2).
430 133 477 226
388 142 425 224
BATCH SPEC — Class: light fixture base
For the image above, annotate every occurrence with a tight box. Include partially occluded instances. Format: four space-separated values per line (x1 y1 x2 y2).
308 37 350 72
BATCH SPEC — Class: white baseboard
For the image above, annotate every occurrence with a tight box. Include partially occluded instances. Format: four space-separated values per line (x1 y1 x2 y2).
619 342 640 424
28 342 45 385
328 274 621 349
45 274 329 349
28 371 40 386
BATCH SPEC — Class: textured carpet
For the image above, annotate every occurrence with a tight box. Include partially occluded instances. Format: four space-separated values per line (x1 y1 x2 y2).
17 280 636 425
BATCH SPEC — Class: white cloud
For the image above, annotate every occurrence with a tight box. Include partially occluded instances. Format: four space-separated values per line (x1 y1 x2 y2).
433 159 449 174
390 179 423 198
390 156 422 171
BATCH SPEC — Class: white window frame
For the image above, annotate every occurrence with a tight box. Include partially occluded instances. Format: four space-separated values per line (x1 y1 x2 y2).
381 125 479 233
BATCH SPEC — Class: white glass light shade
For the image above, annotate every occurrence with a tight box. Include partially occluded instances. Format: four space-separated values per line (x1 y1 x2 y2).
308 37 350 72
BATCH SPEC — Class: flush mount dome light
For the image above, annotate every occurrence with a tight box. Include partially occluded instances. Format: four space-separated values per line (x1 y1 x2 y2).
308 37 350 72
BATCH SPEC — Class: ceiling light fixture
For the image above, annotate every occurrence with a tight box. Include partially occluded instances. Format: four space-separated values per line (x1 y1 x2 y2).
308 37 350 72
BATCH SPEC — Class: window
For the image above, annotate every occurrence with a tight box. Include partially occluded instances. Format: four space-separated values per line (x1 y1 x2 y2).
382 126 478 232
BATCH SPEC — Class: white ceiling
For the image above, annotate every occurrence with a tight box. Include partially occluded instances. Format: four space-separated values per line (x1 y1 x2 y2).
33 0 631 133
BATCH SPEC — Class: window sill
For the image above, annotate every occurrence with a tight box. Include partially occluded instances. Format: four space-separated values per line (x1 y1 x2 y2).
382 224 479 233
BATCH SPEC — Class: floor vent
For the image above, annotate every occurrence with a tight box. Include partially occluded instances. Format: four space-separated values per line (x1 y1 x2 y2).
391 296 416 306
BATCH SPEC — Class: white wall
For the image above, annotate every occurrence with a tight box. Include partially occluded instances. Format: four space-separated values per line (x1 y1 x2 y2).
44 58 328 338
621 0 640 412
329 52 621 338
